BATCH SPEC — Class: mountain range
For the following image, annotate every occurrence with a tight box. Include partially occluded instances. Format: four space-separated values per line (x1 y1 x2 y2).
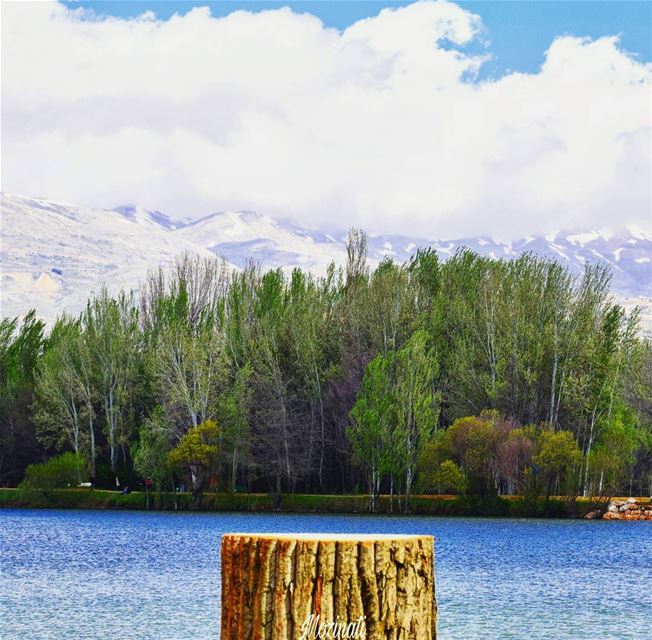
2 193 650 330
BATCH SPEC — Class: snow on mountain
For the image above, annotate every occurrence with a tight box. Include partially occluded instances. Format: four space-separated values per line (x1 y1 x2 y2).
1 193 221 322
111 205 191 230
174 210 347 272
429 230 651 298
1 193 650 327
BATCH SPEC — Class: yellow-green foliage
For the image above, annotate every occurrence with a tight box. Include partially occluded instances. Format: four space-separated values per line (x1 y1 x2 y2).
533 429 581 477
434 411 501 476
169 420 219 468
168 420 220 492
418 411 586 498
430 460 466 494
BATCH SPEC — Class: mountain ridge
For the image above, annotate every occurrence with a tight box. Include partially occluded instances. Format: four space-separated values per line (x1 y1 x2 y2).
2 193 650 325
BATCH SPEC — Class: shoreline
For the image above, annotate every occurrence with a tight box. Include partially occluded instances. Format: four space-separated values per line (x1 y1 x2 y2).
2 487 645 519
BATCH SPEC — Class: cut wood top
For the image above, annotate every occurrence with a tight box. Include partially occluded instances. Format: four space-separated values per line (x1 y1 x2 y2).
222 532 433 542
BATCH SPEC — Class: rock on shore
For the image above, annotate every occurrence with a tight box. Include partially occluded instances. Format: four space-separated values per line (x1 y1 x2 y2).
598 498 652 520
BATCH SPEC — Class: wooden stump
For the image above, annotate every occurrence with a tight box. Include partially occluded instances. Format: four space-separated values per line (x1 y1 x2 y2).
221 533 436 640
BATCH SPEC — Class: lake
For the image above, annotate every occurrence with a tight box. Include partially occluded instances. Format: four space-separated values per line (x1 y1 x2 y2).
0 509 650 639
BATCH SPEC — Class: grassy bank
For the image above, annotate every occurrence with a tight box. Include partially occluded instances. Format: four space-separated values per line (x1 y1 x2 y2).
0 487 627 518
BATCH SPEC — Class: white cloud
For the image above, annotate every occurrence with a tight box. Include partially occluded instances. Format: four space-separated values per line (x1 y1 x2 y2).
1 0 650 239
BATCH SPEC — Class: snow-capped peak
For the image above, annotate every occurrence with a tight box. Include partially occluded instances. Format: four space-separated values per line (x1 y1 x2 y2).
566 227 615 246
626 223 652 242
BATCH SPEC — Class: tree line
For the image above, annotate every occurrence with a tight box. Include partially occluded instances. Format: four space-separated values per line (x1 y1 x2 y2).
2 231 651 506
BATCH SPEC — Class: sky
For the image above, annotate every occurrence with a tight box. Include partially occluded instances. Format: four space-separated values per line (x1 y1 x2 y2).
60 1 652 79
2 0 651 239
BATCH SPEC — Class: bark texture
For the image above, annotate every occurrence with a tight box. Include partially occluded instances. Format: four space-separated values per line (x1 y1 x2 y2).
221 533 436 640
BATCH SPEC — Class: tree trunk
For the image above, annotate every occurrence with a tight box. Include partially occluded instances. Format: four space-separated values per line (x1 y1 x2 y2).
231 446 238 492
89 414 96 478
221 533 437 640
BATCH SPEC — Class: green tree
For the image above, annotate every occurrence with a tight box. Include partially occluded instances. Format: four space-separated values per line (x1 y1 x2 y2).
0 311 45 485
82 289 140 473
588 411 638 497
348 353 395 511
132 407 171 500
431 460 466 495
533 429 581 500
168 419 220 495
393 329 440 503
33 319 87 461
218 363 253 492
145 262 227 447
438 412 502 497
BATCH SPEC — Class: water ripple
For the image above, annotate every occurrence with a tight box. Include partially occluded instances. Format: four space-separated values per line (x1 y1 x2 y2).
0 510 650 639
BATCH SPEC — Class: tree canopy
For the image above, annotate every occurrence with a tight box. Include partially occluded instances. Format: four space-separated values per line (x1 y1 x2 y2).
1 238 650 506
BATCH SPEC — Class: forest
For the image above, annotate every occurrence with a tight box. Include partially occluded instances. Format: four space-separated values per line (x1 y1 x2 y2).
2 231 651 508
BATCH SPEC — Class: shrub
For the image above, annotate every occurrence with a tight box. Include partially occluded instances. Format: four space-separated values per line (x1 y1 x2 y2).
431 459 466 494
19 453 88 492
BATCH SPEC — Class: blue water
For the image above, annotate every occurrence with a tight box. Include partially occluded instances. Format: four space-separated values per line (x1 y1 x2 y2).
0 510 650 640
